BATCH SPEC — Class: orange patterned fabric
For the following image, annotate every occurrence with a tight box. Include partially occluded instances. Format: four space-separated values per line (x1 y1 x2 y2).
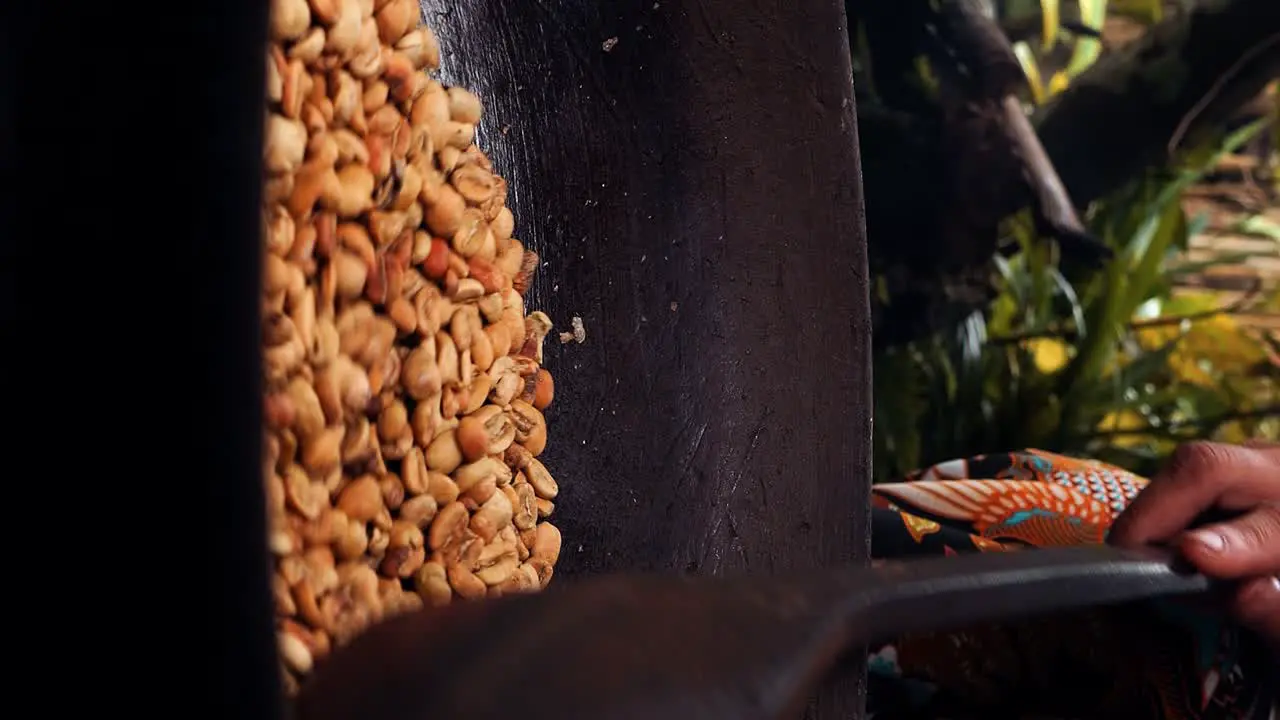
866 449 1274 720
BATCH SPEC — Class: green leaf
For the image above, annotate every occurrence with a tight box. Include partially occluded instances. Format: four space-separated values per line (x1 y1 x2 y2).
1013 41 1047 104
1065 0 1107 76
872 113 1274 480
1168 384 1233 420
1049 266 1087 337
1128 380 1231 421
1168 251 1270 280
1095 336 1183 409
1123 199 1186 312
1107 0 1163 23
1186 210 1213 239
955 310 988 372
1232 214 1280 242
1056 169 1187 440
872 346 927 481
1220 117 1272 157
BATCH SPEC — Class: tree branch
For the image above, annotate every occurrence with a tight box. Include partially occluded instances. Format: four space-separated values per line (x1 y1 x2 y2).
1035 0 1280 207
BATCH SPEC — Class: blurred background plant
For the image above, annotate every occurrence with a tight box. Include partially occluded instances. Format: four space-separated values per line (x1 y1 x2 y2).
860 0 1280 481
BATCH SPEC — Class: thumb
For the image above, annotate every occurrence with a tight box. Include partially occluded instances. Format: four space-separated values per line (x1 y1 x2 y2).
1178 503 1280 579
1229 576 1280 648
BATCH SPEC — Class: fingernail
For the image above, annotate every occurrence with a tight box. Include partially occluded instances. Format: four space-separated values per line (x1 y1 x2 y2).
1186 529 1227 552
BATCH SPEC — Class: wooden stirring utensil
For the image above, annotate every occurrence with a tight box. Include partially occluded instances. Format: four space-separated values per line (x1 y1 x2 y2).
296 545 1214 720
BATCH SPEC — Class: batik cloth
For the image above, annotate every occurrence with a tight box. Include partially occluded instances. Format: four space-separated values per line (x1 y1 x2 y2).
867 448 1277 720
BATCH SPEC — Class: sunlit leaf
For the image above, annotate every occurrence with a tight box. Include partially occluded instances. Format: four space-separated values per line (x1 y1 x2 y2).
874 275 891 305
956 311 988 370
914 56 940 96
1108 0 1162 23
1039 0 1060 50
1206 119 1272 173
1175 314 1268 377
1024 338 1072 374
1159 289 1224 315
1110 337 1184 403
1013 41 1047 104
1233 214 1280 241
1096 409 1149 448
1124 201 1185 312
1186 210 1213 238
1132 297 1162 321
1049 266 1087 335
1065 0 1107 76
1167 251 1262 280
1046 71 1071 98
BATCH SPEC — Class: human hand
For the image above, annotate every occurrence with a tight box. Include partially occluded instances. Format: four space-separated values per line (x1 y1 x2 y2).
1108 441 1280 646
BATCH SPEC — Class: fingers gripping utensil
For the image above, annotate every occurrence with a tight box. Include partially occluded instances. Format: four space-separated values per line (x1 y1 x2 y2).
296 546 1214 720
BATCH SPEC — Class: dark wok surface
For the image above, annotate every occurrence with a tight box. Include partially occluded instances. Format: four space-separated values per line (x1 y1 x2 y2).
297 546 1213 720
418 1 873 715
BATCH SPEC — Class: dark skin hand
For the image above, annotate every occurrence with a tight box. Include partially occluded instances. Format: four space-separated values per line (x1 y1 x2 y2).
1108 441 1280 647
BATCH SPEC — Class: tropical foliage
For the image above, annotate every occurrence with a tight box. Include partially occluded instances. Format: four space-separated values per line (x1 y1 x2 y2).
872 1 1279 481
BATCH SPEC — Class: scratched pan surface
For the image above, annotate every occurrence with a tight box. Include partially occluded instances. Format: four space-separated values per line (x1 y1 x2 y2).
417 1 874 717
296 546 1214 720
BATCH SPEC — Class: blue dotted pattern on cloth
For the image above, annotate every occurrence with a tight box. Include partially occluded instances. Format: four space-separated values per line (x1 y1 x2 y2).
1002 508 1087 527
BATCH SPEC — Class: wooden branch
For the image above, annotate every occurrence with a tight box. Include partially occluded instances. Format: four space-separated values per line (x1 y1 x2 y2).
1035 0 1280 207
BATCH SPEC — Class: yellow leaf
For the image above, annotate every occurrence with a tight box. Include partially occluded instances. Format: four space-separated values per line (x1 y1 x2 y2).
1109 0 1162 23
1039 0 1060 51
1175 315 1265 376
1133 323 1180 352
1046 71 1071 98
1162 289 1222 315
914 56 940 96
1023 338 1071 374
1097 409 1149 448
1217 422 1252 446
1135 313 1268 388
